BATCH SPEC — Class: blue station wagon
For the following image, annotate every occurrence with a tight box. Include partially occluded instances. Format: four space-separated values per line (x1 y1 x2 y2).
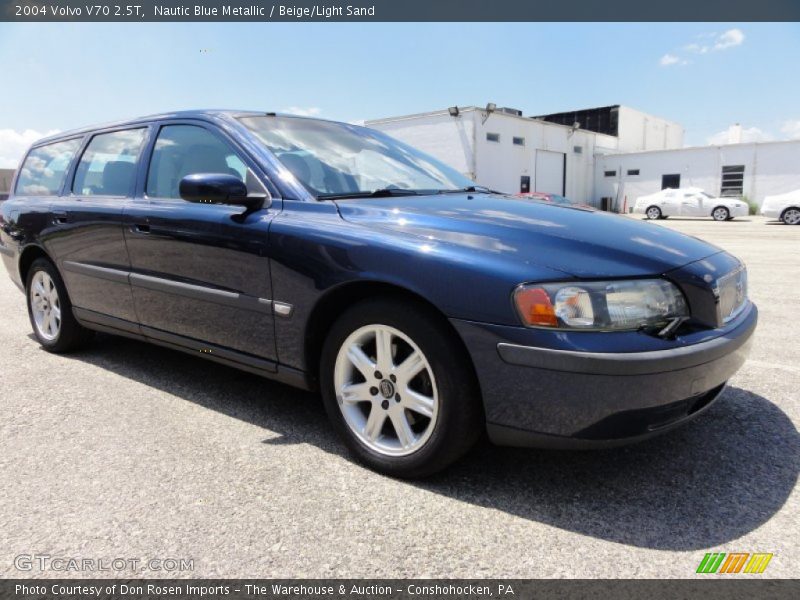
0 110 756 476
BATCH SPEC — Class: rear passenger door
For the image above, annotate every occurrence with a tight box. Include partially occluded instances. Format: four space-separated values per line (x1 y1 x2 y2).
49 127 149 326
124 122 279 362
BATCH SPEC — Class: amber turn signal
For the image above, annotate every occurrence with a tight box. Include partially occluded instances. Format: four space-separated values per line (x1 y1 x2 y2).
514 286 558 327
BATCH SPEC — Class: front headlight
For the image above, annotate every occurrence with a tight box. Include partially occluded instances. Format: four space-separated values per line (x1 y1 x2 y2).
513 279 689 330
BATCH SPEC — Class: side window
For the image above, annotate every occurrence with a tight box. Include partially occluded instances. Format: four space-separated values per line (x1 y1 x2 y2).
72 129 147 196
146 125 255 199
15 138 82 196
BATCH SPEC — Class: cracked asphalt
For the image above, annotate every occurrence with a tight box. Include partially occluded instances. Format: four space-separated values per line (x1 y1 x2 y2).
0 215 797 578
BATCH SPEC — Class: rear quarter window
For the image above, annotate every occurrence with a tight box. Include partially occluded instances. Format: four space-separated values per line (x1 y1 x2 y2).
15 138 83 196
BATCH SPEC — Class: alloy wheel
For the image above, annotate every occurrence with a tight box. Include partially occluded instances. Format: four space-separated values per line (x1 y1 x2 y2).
782 208 800 225
333 324 439 457
30 270 61 341
713 207 729 221
646 207 661 219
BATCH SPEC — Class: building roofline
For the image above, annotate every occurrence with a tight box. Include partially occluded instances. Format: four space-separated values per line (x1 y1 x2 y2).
532 104 683 129
366 106 480 124
366 106 620 138
530 104 621 119
599 137 800 158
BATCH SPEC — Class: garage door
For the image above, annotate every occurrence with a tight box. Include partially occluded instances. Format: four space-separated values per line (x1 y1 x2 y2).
535 150 565 196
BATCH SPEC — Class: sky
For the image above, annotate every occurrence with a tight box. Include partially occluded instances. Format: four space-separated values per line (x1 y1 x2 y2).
1 21 799 168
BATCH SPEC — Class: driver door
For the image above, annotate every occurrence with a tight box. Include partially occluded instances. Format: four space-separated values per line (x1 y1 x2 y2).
123 122 279 362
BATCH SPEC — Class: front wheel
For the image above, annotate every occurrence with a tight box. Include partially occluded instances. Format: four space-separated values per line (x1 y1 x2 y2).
320 298 483 477
645 206 662 220
712 206 730 221
781 207 800 225
26 258 93 352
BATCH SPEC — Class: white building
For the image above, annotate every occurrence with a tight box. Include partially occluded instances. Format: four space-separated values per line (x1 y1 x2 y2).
0 168 14 200
595 139 800 211
368 105 800 210
367 104 683 205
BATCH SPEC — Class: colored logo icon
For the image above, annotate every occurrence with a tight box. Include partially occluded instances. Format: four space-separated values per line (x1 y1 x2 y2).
696 553 773 574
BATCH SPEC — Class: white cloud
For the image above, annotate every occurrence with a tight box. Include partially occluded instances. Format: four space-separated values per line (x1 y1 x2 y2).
663 28 744 66
683 43 709 55
280 106 321 117
713 28 745 51
0 128 58 169
780 120 800 140
659 54 681 66
707 126 774 146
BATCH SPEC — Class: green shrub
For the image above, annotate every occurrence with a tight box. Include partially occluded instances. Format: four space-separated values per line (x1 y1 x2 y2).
741 194 758 215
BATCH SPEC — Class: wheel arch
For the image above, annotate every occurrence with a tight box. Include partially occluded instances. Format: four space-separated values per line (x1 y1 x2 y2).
18 244 53 285
645 205 662 218
780 206 800 221
711 205 730 217
304 280 480 394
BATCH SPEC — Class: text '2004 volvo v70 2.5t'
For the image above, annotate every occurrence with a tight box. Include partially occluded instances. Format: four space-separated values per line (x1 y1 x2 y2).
0 111 756 477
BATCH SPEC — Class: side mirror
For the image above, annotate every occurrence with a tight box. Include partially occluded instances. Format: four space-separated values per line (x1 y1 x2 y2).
179 173 261 208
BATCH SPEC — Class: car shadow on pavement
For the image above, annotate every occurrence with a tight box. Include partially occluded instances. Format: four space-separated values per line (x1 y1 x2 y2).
58 333 799 552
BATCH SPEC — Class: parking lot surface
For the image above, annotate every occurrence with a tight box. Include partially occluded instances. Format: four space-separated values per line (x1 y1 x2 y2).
0 214 797 578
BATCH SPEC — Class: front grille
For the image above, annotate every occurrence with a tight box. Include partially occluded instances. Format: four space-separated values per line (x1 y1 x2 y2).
716 266 748 323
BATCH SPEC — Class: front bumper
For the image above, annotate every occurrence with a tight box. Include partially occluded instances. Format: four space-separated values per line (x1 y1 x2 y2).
761 206 781 219
452 303 757 448
730 205 749 217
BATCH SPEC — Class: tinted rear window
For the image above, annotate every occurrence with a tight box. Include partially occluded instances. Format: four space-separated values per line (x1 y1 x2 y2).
15 138 82 196
72 129 147 196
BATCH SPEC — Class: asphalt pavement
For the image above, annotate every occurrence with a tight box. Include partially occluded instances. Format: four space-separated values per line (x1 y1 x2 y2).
0 214 797 578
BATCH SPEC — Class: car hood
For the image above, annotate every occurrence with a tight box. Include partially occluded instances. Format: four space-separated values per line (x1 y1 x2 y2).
335 193 723 278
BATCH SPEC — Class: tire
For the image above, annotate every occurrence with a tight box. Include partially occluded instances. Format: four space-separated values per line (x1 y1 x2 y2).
781 207 800 225
659 215 669 220
645 206 662 220
26 258 94 353
319 297 483 478
712 206 730 221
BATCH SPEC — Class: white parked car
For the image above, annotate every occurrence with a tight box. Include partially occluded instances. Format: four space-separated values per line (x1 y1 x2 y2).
634 188 749 221
760 189 800 225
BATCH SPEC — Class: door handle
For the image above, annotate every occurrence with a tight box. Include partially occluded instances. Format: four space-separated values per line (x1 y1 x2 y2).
133 223 151 234
53 212 68 224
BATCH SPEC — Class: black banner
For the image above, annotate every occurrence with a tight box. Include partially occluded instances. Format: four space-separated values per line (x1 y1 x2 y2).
2 580 800 600
3 0 800 22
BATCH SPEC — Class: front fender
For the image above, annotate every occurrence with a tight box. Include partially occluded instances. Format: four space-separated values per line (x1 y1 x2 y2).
268 200 566 371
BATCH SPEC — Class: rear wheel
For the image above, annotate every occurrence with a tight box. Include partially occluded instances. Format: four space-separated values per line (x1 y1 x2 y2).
645 206 662 220
781 207 800 225
712 206 730 221
320 298 483 477
26 258 93 352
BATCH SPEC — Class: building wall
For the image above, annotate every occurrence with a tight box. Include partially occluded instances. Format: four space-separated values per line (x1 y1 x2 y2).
595 140 800 209
616 106 684 153
368 109 616 204
369 111 477 179
473 112 607 202
0 169 15 200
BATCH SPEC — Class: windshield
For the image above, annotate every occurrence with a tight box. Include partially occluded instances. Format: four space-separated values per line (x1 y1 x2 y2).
239 115 475 198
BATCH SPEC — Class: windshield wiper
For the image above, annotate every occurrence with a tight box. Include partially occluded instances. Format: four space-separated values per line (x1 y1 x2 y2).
318 188 423 200
438 185 502 195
